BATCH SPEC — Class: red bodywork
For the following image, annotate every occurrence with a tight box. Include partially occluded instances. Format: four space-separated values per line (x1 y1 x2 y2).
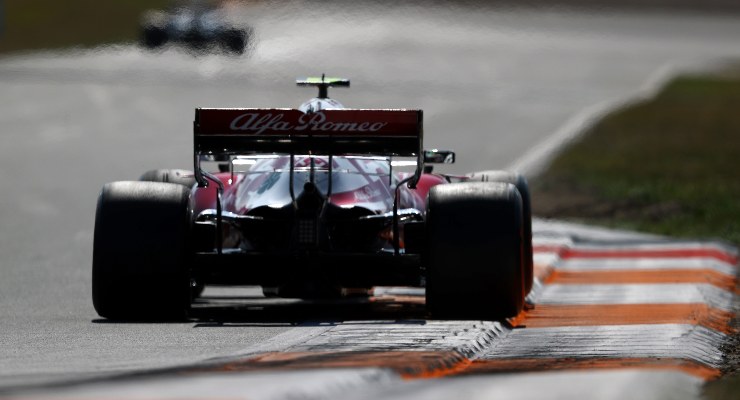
193 163 448 217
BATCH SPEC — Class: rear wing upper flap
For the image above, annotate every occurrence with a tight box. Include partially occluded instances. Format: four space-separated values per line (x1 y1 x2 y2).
194 108 423 157
296 77 350 87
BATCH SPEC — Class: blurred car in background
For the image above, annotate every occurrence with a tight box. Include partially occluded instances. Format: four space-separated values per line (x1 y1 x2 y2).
140 0 253 55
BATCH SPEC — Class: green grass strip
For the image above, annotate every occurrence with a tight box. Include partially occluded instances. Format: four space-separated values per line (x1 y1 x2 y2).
0 0 172 54
531 70 740 247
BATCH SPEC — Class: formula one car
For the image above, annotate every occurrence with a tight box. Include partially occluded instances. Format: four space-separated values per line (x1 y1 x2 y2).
140 1 252 55
92 76 534 321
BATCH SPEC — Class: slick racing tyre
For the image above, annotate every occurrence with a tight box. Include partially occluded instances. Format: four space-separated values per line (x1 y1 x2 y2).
92 181 193 321
425 182 526 320
139 169 197 189
139 169 205 298
138 169 202 298
142 26 167 48
468 170 534 295
220 29 247 54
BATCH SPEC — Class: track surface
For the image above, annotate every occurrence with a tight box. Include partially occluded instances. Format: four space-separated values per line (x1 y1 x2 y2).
4 222 737 399
1 1 739 398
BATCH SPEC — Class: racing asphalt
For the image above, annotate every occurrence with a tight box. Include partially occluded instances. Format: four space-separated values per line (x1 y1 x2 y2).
0 1 739 398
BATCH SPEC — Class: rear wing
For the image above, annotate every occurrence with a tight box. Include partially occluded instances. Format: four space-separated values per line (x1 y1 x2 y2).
193 107 424 189
194 108 423 156
193 107 425 254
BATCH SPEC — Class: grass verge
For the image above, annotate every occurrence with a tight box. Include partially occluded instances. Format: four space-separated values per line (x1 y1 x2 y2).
0 0 172 54
529 65 740 398
530 68 740 248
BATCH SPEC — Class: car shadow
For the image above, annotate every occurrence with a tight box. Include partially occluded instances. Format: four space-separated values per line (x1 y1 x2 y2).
91 287 428 325
188 291 428 324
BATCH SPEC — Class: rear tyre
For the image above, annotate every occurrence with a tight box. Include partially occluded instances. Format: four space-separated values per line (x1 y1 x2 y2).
425 182 525 320
139 169 197 189
139 170 203 298
468 170 534 295
142 26 167 48
220 29 247 54
92 181 193 321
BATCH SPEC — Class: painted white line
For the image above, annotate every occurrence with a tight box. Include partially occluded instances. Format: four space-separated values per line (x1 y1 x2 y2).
536 284 735 311
481 324 726 369
534 252 561 267
507 98 625 176
567 241 738 255
526 279 546 304
507 63 680 177
555 257 737 276
533 218 664 242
